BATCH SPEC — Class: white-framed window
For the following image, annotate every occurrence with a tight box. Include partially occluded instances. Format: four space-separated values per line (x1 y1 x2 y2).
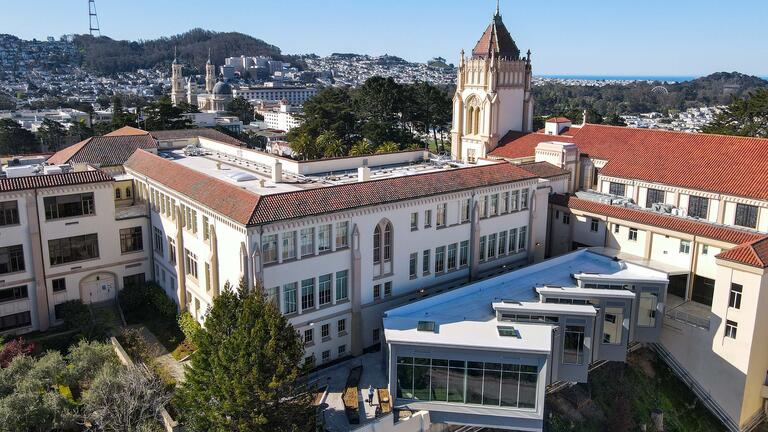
520 190 529 210
487 233 497 259
373 284 381 300
300 227 315 257
498 231 507 256
510 190 519 211
338 344 346 356
729 283 742 309
435 246 445 273
301 278 315 310
459 240 469 267
184 249 198 279
479 236 486 261
509 228 518 253
282 231 296 260
679 240 691 254
409 253 418 278
613 224 620 234
410 212 418 231
563 213 570 225
335 270 348 301
422 249 430 275
262 234 278 264
335 221 349 248
501 192 509 213
490 194 499 216
321 323 330 339
384 281 392 297
590 218 599 232
153 227 164 257
304 328 313 344
283 282 297 314
322 350 330 363
460 199 470 223
447 243 457 270
436 203 447 227
628 228 638 242
725 320 738 339
337 318 346 335
319 274 332 306
424 209 432 228
318 224 331 252
518 226 527 250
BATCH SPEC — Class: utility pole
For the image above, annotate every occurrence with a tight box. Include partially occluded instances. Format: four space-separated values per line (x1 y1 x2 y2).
88 0 101 37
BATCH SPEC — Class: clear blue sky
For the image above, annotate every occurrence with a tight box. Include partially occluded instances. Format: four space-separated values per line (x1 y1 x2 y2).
3 0 767 76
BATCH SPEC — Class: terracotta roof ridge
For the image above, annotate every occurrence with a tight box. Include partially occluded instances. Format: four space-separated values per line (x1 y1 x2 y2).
583 123 768 142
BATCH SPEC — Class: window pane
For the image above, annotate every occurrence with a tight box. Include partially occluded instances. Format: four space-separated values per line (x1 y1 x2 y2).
500 368 519 407
482 369 501 406
430 365 449 401
465 367 483 404
397 364 414 399
447 365 465 403
518 369 538 408
412 363 431 400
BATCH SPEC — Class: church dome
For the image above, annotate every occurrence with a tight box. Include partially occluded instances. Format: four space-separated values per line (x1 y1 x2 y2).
212 81 232 96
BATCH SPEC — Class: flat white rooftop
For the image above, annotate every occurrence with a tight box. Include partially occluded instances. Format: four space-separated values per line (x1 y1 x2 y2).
383 250 668 353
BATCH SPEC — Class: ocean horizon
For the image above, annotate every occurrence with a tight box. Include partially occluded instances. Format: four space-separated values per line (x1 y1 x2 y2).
536 74 768 82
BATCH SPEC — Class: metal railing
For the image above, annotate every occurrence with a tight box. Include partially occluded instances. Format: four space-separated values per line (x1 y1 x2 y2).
665 308 711 330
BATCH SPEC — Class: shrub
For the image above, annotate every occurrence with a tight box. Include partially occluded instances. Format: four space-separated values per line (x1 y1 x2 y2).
119 282 177 319
177 312 201 346
0 338 34 368
56 300 91 331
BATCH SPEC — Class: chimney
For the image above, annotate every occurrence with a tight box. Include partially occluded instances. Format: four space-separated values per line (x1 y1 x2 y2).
272 160 282 183
358 159 371 182
582 109 588 127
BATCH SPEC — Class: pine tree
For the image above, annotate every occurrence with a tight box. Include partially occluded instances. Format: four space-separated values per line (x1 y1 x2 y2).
175 280 313 432
702 88 768 138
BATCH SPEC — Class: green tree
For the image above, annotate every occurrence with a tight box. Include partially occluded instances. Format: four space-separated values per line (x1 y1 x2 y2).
287 87 358 146
226 96 254 124
68 120 94 141
604 113 627 126
175 280 313 432
317 130 346 157
177 101 201 114
702 88 768 138
288 132 318 160
349 140 373 156
0 118 38 155
37 118 67 150
375 141 400 154
142 98 194 131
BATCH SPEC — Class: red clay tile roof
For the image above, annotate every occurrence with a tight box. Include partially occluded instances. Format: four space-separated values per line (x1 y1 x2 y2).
472 14 520 60
491 131 576 160
517 162 570 179
105 126 150 136
250 162 537 225
150 128 246 147
124 149 261 225
716 237 768 268
549 194 764 246
0 169 113 193
491 124 768 200
546 117 572 123
48 134 157 166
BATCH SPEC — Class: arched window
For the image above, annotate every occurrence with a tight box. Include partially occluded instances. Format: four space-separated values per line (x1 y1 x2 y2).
373 225 381 264
383 223 392 262
474 108 481 135
466 107 474 134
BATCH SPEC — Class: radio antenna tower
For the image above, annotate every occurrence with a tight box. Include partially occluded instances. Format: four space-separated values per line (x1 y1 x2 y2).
88 0 101 36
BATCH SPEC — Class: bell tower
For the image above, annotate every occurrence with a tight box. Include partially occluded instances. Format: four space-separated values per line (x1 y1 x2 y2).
451 4 533 163
205 49 216 94
170 47 185 106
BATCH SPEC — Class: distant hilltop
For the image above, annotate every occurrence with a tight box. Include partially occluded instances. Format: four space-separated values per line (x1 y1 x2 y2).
73 28 292 75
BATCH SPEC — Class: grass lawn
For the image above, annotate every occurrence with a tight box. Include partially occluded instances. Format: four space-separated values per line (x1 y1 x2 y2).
546 348 725 432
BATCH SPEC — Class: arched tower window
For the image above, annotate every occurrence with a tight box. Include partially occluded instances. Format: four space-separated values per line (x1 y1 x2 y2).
383 223 392 261
474 108 481 135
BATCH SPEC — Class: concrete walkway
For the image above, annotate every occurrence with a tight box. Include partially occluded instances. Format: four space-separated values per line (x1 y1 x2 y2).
310 352 389 432
132 325 187 383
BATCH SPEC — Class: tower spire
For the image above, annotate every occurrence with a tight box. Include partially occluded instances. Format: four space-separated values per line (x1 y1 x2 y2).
496 0 500 16
207 47 211 65
173 46 178 64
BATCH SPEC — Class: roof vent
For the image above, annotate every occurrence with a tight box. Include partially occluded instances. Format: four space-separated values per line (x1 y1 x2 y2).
497 326 520 338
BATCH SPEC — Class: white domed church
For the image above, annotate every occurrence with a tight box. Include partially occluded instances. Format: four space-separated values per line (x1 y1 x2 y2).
170 51 233 113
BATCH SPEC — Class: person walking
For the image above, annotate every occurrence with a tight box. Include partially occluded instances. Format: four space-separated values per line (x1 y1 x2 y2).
367 385 375 406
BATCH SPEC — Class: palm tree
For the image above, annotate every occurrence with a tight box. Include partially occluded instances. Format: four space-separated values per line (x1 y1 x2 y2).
317 131 346 157
289 132 317 160
375 141 400 154
349 140 374 156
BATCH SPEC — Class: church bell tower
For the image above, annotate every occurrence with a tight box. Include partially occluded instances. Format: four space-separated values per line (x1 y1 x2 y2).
170 48 185 106
450 3 533 163
205 49 216 94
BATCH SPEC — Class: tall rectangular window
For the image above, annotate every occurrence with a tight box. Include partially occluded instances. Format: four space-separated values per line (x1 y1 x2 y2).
337 318 346 335
435 246 445 273
436 204 447 227
509 228 518 253
734 204 758 229
119 227 143 253
725 320 738 339
0 245 25 274
48 235 98 266
646 188 666 207
609 182 626 197
283 282 297 314
300 227 315 257
498 231 507 255
447 243 457 270
44 192 95 220
510 190 519 211
184 249 198 279
301 278 315 310
518 226 527 250
489 194 499 216
335 270 348 301
487 233 497 259
335 221 349 248
167 237 177 265
424 209 432 228
409 253 418 278
410 212 418 231
501 192 509 214
590 218 599 232
729 283 742 309
153 227 164 257
261 234 278 264
688 196 709 219
520 189 529 210
282 231 296 260
679 240 691 254
479 236 486 261
318 224 331 252
0 200 19 226
318 274 332 306
602 307 623 344
628 228 638 242
459 240 469 267
460 199 470 223
266 286 279 306
202 215 210 241
422 250 430 275
479 196 487 218
563 324 585 364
